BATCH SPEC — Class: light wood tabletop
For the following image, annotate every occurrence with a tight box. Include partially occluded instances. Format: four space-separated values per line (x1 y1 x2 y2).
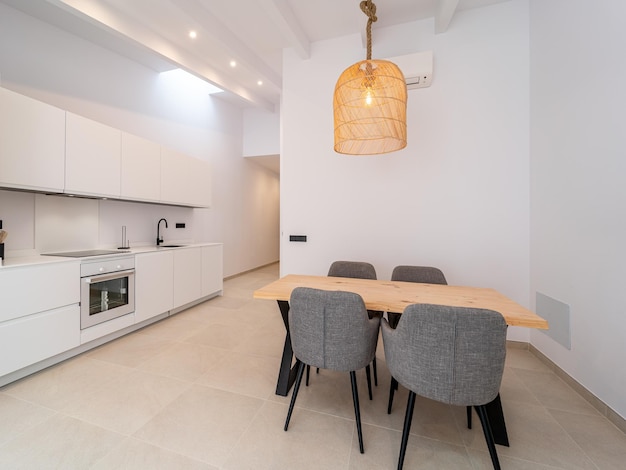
254 274 548 330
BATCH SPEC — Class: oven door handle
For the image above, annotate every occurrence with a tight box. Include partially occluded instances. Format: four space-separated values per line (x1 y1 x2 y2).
83 269 135 284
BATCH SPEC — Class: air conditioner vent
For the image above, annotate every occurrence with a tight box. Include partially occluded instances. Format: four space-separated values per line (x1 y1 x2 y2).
405 73 432 90
385 51 433 90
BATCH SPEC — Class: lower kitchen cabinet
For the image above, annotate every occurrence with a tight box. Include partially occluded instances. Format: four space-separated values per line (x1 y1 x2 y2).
135 250 174 323
173 247 203 309
0 261 79 323
136 244 222 321
202 244 223 296
0 304 80 377
0 261 80 379
0 244 223 385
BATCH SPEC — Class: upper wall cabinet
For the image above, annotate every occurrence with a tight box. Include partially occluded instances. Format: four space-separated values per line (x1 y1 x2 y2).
65 113 121 198
0 88 65 193
161 147 211 208
1 89 211 208
121 132 161 203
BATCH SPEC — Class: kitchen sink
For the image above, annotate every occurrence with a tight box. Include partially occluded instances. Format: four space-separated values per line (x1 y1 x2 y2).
158 244 186 248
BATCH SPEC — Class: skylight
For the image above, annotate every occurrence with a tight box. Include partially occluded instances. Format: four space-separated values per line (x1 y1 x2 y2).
159 68 223 95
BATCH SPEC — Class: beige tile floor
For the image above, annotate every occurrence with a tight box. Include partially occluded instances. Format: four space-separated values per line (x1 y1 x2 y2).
1 262 625 469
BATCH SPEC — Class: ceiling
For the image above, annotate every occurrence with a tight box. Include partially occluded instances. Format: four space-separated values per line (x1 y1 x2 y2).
3 0 512 112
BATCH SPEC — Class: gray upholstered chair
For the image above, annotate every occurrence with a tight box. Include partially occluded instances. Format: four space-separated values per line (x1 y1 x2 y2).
391 265 447 285
326 260 383 391
387 265 448 413
382 303 507 470
328 260 379 280
284 287 380 454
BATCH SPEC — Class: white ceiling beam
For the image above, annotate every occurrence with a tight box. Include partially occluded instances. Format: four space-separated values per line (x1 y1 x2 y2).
178 0 282 90
435 0 460 33
261 0 310 60
53 0 277 110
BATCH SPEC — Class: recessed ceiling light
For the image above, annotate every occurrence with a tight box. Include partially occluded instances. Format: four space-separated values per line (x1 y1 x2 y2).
189 30 197 39
229 60 237 68
257 80 263 86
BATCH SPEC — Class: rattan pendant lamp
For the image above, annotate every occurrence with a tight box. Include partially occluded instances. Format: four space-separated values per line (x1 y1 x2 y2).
333 0 407 155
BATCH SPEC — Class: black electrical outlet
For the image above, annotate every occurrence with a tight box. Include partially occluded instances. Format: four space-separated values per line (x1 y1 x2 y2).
289 235 307 242
176 223 185 228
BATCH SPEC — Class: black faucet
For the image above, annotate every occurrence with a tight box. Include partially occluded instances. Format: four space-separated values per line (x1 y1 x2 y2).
157 218 168 246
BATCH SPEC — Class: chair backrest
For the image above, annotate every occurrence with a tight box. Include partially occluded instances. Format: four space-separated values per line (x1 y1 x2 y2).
328 261 377 280
391 265 447 285
289 287 379 372
382 303 507 406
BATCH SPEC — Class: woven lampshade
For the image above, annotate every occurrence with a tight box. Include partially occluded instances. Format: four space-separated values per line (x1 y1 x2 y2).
333 59 407 155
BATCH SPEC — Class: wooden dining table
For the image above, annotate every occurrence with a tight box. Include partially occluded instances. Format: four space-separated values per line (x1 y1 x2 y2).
253 274 549 446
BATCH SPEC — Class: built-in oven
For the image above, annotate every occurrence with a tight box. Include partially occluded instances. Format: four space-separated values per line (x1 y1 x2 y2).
80 255 135 329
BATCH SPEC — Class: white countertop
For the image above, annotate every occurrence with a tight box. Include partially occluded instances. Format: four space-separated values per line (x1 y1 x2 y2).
0 242 222 270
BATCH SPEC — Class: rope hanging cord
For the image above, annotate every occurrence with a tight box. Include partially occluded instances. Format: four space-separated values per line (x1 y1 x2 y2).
360 0 377 60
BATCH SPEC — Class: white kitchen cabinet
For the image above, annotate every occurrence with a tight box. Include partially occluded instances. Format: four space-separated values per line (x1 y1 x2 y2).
0 260 80 378
121 132 161 202
0 304 80 377
0 88 66 192
173 247 203 308
65 112 121 198
0 244 222 385
0 89 212 208
135 250 174 323
202 244 223 297
0 261 80 323
161 147 211 208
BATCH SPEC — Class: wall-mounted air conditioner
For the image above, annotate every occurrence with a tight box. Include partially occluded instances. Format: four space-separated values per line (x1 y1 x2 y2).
386 51 433 90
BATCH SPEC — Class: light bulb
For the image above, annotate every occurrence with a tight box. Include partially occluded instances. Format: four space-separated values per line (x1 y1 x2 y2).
365 89 373 106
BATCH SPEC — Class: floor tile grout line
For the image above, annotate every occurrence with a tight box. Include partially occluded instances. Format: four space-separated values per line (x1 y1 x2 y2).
505 367 607 469
0 407 62 452
542 406 603 470
509 364 605 418
498 366 604 470
220 396 275 468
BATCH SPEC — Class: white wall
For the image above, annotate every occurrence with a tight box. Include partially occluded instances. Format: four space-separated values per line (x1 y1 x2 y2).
281 1 531 340
529 0 626 419
0 3 279 276
243 108 280 157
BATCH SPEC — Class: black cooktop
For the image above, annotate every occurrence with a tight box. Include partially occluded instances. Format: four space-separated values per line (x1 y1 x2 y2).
42 249 130 258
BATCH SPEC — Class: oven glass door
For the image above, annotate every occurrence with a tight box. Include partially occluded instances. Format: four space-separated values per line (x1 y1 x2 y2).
81 269 135 329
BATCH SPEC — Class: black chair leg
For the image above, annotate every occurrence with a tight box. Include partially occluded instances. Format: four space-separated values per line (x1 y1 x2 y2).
350 371 365 454
467 405 472 429
398 390 416 470
475 405 501 470
305 365 320 386
373 357 378 386
284 361 306 431
388 376 398 414
365 365 373 400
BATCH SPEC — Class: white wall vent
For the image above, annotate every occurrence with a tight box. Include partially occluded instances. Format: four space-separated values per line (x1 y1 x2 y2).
385 51 433 90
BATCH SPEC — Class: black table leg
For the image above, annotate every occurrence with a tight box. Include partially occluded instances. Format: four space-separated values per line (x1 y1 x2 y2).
485 393 509 446
275 300 300 396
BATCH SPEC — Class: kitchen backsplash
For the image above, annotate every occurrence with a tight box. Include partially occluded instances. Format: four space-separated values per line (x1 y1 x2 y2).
0 189 195 255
